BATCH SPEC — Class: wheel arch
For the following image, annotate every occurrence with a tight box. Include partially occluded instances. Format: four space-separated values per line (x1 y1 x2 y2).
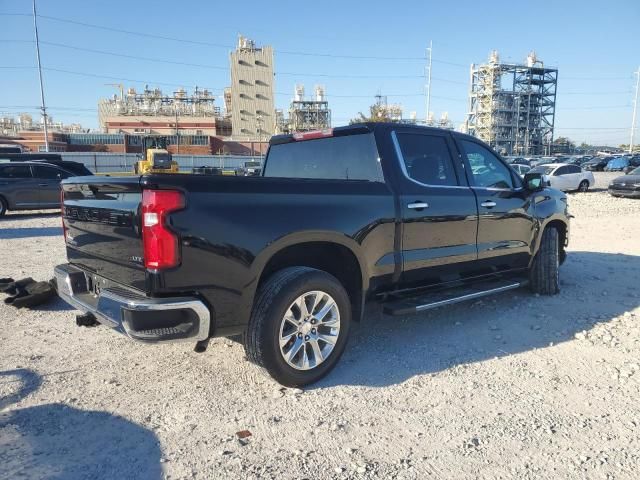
531 216 568 266
247 232 369 323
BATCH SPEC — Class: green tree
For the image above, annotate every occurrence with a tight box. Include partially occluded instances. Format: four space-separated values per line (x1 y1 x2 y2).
350 102 400 124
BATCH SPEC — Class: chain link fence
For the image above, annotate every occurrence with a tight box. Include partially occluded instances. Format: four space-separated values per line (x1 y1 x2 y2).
59 153 263 174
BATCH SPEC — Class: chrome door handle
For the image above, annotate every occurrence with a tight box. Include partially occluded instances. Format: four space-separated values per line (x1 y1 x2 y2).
408 202 429 210
481 200 497 208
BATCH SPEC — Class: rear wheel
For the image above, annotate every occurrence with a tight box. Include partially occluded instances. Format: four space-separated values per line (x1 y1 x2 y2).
529 227 560 295
578 180 589 192
0 196 7 217
244 267 351 387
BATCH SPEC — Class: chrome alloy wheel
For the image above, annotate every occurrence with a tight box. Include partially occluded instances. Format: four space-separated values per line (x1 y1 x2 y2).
279 290 341 370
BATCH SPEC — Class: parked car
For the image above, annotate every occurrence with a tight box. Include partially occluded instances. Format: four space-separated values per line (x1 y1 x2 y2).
0 144 24 154
529 163 595 192
244 161 262 176
530 156 555 167
583 158 609 171
605 157 630 172
0 160 93 216
622 157 640 174
503 156 529 166
511 163 532 177
55 123 570 386
608 166 640 198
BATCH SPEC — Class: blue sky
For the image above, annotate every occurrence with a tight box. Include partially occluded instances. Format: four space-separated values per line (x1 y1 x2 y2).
1 0 638 145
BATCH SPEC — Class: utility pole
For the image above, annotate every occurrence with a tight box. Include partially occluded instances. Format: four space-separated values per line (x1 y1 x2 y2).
174 103 180 154
630 66 640 153
256 114 263 157
425 41 432 125
32 0 49 152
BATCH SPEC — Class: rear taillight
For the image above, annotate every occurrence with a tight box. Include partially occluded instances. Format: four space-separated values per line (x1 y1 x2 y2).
60 188 67 242
141 189 185 270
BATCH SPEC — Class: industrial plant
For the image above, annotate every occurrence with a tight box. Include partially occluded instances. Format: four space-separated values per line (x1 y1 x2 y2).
2 36 569 157
98 85 228 136
276 85 332 134
466 51 558 155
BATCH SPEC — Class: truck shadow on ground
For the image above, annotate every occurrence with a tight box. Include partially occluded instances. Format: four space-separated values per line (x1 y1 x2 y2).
0 227 62 239
3 211 60 220
0 368 163 480
320 251 640 388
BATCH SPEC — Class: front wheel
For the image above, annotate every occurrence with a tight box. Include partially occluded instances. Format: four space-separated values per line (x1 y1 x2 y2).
529 227 560 295
578 180 589 192
0 196 7 217
244 267 351 387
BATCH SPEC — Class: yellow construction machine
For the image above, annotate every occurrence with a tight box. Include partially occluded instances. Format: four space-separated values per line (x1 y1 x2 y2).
134 136 180 174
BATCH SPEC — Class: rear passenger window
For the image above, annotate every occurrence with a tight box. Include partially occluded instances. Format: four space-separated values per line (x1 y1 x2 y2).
0 165 32 178
33 166 70 179
395 133 458 186
264 133 382 181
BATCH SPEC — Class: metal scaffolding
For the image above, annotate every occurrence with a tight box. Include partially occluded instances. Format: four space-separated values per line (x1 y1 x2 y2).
289 85 331 132
277 85 331 133
466 51 557 155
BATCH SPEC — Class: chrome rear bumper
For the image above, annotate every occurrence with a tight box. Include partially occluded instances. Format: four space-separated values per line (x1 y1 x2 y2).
54 264 210 343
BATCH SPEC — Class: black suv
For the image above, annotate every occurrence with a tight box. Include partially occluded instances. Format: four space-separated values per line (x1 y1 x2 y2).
0 157 92 216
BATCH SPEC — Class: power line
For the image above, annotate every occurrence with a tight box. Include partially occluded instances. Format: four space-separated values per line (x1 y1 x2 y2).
561 105 630 110
1 39 428 79
3 63 627 99
45 67 223 91
2 13 435 62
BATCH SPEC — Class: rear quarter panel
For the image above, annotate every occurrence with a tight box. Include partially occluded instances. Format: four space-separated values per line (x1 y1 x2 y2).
142 174 396 333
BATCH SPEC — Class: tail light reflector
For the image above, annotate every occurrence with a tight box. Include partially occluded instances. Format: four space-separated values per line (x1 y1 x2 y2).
141 189 184 270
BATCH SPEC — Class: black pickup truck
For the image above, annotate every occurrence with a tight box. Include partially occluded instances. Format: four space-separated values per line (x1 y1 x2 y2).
55 123 570 386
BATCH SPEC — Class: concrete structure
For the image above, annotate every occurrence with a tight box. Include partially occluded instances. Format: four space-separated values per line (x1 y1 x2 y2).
229 36 275 141
466 51 558 155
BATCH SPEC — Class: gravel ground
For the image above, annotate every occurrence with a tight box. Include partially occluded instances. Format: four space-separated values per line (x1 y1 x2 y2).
1 172 639 479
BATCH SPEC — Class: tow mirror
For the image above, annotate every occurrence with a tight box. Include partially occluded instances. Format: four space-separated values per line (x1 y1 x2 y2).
524 172 545 191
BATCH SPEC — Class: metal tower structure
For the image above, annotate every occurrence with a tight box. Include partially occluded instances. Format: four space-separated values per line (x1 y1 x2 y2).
466 51 558 155
289 85 331 132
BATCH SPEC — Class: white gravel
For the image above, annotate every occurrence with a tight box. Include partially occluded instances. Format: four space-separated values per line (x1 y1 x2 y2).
1 172 639 479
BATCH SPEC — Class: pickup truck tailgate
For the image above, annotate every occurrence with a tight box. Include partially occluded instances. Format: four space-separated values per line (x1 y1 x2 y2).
61 176 146 290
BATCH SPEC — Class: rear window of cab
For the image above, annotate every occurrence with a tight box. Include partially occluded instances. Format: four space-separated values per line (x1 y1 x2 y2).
264 133 383 182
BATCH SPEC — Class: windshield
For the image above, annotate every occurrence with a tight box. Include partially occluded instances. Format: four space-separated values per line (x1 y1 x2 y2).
530 165 555 175
630 167 640 175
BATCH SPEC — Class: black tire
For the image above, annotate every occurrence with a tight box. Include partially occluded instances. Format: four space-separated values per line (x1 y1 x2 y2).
0 196 7 217
529 227 560 295
578 180 589 192
244 267 351 387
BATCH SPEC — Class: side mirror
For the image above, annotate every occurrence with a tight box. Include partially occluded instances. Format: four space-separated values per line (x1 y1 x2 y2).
524 172 545 191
